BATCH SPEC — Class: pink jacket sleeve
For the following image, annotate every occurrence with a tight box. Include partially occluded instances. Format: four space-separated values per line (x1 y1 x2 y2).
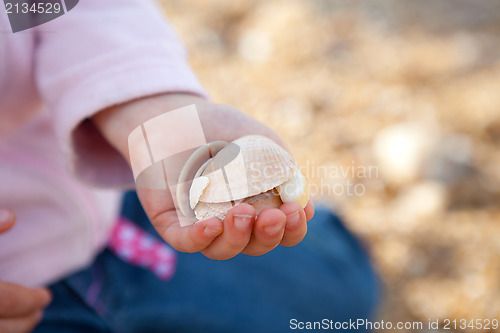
34 0 208 188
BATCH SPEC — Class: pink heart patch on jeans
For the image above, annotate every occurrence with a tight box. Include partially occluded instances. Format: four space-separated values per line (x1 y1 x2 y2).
108 217 176 281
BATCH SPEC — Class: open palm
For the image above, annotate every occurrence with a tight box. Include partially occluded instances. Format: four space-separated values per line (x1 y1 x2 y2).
95 94 314 260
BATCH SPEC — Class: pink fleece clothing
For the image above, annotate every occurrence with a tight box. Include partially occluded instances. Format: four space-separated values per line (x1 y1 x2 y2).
0 0 207 287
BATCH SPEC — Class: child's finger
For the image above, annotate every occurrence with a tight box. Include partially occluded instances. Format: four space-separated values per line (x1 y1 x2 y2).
278 203 308 247
201 204 255 260
304 201 315 221
0 282 51 318
0 209 15 234
241 208 287 256
0 310 43 333
159 213 223 253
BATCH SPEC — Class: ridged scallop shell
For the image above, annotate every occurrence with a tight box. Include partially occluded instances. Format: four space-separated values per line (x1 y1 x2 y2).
178 135 309 222
198 135 297 203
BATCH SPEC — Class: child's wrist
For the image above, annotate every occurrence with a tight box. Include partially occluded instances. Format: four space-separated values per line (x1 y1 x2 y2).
92 93 207 160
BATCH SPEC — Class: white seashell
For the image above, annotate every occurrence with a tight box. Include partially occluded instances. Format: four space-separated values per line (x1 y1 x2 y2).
185 135 308 221
277 168 309 208
198 135 297 203
176 141 229 217
189 176 209 209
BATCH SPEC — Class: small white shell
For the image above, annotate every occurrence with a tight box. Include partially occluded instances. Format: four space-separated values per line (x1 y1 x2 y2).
277 168 309 208
176 141 229 217
189 176 209 209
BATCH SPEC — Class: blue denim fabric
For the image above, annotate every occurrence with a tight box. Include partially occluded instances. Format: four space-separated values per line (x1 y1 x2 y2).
34 192 379 333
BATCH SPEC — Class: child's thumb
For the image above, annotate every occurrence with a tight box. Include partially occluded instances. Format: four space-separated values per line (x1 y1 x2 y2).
0 208 15 234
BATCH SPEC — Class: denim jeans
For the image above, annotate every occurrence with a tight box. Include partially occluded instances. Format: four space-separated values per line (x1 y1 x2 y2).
34 192 379 333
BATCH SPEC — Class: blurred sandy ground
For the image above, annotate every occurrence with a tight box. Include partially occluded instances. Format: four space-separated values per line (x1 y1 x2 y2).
159 0 500 331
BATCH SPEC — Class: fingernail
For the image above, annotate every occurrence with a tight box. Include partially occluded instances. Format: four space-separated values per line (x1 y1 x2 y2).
286 210 301 226
0 209 13 225
264 222 284 235
204 220 222 236
233 214 253 230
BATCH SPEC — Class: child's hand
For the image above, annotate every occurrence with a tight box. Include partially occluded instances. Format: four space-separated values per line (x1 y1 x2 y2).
0 209 52 333
93 94 314 260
